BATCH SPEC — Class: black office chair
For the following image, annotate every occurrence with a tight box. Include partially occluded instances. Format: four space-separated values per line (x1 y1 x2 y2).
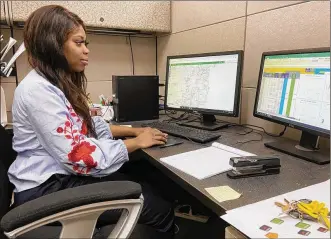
0 125 158 239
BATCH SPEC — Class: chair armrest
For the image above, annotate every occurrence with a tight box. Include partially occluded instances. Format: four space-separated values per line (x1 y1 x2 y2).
1 181 141 232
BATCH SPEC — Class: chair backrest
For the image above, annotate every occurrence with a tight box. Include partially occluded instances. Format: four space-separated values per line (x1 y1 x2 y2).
0 126 15 170
0 125 16 234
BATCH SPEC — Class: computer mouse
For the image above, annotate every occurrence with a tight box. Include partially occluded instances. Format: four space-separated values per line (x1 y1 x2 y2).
149 137 183 148
159 137 184 148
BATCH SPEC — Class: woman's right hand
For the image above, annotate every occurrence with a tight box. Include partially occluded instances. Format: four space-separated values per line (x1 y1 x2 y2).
135 128 168 149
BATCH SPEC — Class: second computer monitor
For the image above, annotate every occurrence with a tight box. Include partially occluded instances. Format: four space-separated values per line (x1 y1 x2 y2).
254 48 330 164
165 51 243 130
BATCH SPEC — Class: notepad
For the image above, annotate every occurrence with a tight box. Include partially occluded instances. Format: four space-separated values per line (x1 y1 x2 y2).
160 142 255 180
205 186 242 203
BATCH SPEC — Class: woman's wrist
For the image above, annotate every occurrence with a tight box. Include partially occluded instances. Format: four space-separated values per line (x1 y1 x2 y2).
109 125 143 138
132 127 144 137
124 138 141 153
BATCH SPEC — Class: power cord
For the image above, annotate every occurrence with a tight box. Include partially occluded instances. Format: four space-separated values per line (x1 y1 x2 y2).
236 127 254 136
164 111 188 123
242 124 287 137
226 122 287 138
235 130 264 146
101 105 111 118
224 123 286 146
163 111 208 124
128 35 134 75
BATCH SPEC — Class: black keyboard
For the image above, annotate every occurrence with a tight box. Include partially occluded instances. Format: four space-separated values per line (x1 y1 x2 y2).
142 121 221 143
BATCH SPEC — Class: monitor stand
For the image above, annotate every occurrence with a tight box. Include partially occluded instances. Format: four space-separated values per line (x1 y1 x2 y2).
265 131 330 165
177 114 229 131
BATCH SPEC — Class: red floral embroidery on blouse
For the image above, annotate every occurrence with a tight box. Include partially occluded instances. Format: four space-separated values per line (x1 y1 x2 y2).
66 104 81 123
80 121 88 135
68 141 97 174
66 104 85 134
56 107 97 174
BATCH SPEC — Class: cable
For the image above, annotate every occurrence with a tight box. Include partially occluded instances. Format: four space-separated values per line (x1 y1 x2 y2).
174 224 180 234
164 111 188 123
225 123 283 146
236 127 254 136
101 105 110 118
182 113 202 123
128 35 134 75
235 130 264 146
242 124 287 137
163 111 203 124
226 122 287 138
164 111 198 123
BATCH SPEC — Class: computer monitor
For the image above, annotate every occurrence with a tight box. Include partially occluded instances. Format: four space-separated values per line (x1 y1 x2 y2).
164 51 243 130
254 48 330 164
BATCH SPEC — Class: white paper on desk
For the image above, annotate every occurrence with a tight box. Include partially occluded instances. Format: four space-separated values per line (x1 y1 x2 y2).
222 180 330 238
160 142 255 180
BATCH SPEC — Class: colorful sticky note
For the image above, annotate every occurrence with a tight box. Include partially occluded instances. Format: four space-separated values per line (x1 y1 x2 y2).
298 230 311 236
270 218 284 225
260 225 272 231
265 232 278 239
295 222 310 229
317 227 328 233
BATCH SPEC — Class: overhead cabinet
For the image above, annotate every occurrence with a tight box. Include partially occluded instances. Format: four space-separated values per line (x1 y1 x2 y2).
3 1 171 33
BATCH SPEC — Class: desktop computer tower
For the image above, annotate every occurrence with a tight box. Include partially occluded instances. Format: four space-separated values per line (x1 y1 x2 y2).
112 75 159 122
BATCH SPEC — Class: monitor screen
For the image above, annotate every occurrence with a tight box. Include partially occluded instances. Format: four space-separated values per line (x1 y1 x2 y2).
254 49 330 136
165 51 242 116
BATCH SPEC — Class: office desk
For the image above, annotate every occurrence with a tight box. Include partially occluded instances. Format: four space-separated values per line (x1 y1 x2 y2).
137 125 330 217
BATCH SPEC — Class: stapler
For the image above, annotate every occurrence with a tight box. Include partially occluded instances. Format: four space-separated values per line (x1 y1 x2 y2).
227 156 281 179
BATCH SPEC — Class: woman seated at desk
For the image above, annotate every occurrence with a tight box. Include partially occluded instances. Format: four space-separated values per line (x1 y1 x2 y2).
8 5 174 237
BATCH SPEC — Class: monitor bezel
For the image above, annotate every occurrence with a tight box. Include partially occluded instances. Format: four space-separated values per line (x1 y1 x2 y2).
164 50 243 117
253 47 330 138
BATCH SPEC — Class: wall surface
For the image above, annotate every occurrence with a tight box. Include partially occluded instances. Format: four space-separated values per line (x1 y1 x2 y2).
1 1 330 148
0 29 156 122
157 1 330 146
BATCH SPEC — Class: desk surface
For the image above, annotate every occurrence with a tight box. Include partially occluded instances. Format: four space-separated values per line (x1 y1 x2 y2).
138 123 330 216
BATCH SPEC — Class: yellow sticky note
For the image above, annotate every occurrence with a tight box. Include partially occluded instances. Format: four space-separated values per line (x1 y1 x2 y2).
205 186 241 203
